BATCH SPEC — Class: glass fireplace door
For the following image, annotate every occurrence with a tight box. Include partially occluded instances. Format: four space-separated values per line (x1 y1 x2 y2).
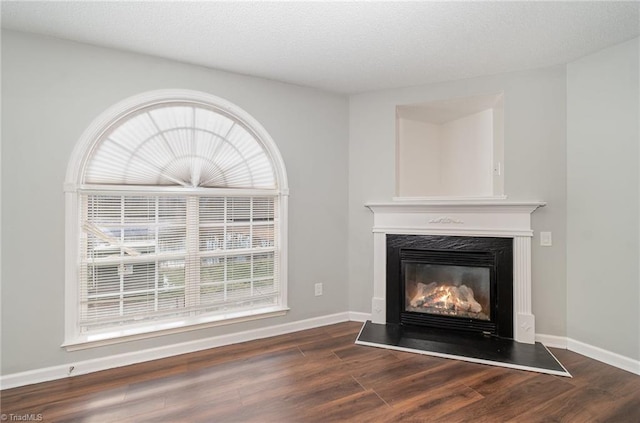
403 263 491 321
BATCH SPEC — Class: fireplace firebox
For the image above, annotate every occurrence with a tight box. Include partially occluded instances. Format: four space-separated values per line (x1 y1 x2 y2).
387 234 513 338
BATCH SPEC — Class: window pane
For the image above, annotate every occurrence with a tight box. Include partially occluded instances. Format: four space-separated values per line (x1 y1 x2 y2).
227 226 251 249
148 106 193 132
123 293 155 316
159 197 186 223
200 226 225 251
228 197 251 221
124 196 155 223
253 253 274 278
200 283 225 304
87 195 122 224
254 279 276 295
253 197 274 221
158 288 185 311
86 264 119 296
123 262 155 292
200 258 224 283
228 281 252 300
199 197 225 223
194 107 234 136
122 227 156 255
84 295 121 323
159 226 186 253
109 112 158 150
159 260 185 289
227 255 252 281
252 225 274 248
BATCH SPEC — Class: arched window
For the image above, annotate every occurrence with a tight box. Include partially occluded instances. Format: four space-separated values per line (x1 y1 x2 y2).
64 90 289 349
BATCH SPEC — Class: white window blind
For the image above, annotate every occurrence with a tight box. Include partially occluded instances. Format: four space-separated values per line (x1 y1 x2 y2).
67 96 288 343
79 193 279 332
84 104 276 189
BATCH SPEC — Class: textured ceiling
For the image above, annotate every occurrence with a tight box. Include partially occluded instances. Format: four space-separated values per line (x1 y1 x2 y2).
2 1 639 94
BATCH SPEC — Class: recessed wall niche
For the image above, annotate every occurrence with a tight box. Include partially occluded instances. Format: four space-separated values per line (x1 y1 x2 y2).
396 93 504 198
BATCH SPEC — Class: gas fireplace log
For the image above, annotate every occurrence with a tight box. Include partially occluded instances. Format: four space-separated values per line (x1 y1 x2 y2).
457 285 482 313
409 282 483 314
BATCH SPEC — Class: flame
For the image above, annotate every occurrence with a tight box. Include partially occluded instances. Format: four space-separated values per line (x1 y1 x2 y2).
435 286 452 308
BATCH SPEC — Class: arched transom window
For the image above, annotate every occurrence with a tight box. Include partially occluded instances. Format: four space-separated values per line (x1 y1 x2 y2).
64 90 289 349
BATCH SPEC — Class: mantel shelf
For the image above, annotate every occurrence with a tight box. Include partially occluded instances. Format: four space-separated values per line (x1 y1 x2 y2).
366 199 546 215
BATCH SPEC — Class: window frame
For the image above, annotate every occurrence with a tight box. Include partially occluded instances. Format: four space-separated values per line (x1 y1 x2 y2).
63 90 289 350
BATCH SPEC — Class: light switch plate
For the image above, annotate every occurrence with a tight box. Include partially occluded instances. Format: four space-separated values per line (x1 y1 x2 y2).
540 231 552 246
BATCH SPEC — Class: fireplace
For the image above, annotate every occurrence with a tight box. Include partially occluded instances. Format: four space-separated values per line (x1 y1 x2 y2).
356 198 570 375
386 234 513 338
365 199 545 344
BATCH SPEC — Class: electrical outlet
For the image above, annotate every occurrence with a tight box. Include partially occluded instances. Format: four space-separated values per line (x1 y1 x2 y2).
314 283 323 296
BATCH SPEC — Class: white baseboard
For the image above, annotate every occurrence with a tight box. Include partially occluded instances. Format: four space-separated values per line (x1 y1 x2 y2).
0 312 352 390
566 338 640 376
3 314 638 390
537 333 639 376
535 333 568 349
348 311 371 322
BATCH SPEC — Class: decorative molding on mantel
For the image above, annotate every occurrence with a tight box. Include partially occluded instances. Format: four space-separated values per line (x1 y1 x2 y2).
429 217 464 224
371 227 536 237
366 197 545 344
366 199 546 215
392 195 508 202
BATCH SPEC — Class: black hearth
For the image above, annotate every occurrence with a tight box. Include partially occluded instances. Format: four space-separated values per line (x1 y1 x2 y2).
386 234 513 339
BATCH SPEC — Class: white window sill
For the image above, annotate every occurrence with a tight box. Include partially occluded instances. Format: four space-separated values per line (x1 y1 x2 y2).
62 306 289 351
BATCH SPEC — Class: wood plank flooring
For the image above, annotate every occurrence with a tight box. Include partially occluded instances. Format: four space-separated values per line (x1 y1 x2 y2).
1 321 639 422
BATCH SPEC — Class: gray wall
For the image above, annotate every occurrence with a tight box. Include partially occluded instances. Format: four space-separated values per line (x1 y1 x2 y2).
567 38 640 360
3 29 638 377
1 30 349 375
348 66 568 337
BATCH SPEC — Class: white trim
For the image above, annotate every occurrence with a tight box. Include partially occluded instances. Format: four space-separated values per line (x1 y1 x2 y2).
392 195 508 202
348 311 372 322
536 334 640 375
366 199 546 215
62 307 289 351
371 227 534 237
371 232 387 324
513 237 534 343
1 312 351 391
567 338 640 376
77 185 280 197
279 194 289 309
535 333 568 349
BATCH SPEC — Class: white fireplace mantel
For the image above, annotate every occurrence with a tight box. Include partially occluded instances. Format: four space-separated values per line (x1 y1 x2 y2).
365 198 545 344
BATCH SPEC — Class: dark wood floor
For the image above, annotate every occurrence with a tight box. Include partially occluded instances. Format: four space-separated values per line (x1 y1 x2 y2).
2 321 639 422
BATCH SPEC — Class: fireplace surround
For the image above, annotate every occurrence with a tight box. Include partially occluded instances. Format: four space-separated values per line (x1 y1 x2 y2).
365 198 545 344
